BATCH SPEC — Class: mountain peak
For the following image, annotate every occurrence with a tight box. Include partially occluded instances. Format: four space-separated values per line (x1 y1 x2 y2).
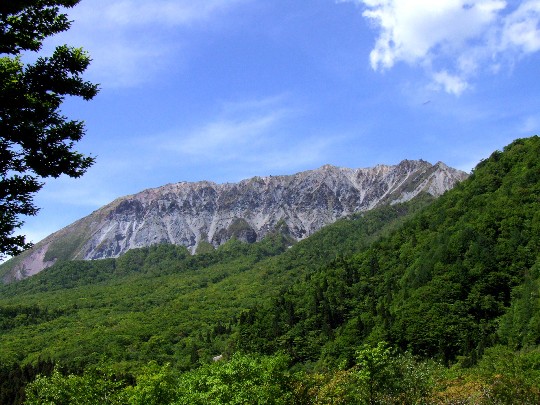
319 163 339 171
2 160 467 282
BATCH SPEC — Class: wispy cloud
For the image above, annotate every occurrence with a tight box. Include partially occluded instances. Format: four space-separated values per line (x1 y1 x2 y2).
145 95 345 175
173 114 282 158
173 97 292 155
44 0 250 87
341 0 540 95
150 95 291 159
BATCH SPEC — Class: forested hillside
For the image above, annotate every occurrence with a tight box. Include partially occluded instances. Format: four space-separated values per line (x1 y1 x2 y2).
0 191 429 403
1 137 540 404
236 136 540 367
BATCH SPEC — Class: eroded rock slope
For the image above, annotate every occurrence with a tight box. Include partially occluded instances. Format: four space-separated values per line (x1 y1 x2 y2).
2 160 467 281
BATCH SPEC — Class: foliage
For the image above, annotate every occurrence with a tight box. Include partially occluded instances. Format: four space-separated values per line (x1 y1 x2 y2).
25 366 127 405
0 304 65 332
32 348 540 405
0 195 421 373
0 234 299 372
122 362 177 405
3 137 540 402
23 354 294 405
173 353 293 404
237 136 540 366
296 343 442 405
0 0 98 256
472 345 540 403
0 359 55 405
497 261 540 349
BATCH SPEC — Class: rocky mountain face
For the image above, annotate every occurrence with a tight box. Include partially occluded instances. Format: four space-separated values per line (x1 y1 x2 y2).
2 160 468 281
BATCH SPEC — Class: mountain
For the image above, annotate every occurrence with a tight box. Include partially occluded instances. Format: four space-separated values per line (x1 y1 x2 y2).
1 159 467 281
1 137 539 404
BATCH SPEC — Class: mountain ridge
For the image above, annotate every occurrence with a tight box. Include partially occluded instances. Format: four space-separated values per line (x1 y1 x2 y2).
1 159 467 282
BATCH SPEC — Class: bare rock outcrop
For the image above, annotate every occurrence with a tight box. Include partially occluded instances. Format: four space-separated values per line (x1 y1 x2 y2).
1 160 468 281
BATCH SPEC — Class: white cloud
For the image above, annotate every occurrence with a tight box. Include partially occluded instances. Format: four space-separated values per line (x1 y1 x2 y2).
431 70 469 95
362 0 505 70
502 1 540 53
342 0 540 94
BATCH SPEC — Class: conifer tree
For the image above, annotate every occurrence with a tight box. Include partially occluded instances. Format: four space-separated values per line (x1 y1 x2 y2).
0 0 98 256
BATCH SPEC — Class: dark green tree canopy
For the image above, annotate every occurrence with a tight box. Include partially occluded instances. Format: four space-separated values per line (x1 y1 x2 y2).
0 0 98 257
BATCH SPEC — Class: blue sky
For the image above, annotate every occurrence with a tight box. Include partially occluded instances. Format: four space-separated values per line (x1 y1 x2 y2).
19 0 540 244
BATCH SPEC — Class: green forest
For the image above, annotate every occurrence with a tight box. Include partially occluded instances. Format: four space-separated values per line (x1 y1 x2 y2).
1 136 540 404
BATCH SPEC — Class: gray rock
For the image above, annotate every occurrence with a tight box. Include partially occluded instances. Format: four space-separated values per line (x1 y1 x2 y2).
2 160 468 281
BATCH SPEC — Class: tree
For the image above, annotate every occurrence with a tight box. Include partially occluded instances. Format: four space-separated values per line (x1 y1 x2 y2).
25 367 126 405
0 0 98 257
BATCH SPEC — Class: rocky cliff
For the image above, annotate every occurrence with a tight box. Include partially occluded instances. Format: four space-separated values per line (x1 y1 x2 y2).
1 159 468 281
